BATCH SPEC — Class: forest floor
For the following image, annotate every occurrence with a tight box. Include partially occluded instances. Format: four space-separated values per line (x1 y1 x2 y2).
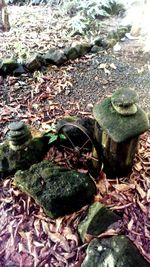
0 5 150 267
0 5 149 141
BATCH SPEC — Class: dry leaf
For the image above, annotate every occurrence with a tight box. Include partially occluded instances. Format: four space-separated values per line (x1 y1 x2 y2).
104 68 111 75
137 197 147 214
128 218 134 231
135 183 146 199
99 63 107 69
109 63 117 69
113 183 135 192
134 162 143 171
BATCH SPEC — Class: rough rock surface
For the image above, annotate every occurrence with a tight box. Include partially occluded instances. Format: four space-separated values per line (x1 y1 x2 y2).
14 160 97 218
0 137 47 178
93 97 149 143
78 202 120 242
82 236 149 267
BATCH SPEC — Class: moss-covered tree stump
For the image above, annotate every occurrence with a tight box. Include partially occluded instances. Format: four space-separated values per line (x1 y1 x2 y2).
93 88 149 178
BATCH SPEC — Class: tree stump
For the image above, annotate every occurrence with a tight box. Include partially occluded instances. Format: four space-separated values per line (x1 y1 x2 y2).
0 0 10 32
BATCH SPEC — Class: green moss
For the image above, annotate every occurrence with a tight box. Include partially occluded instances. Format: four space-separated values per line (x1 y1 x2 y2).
82 236 149 267
78 202 120 242
111 103 137 115
14 160 96 218
111 88 138 107
0 137 49 179
0 58 19 75
93 98 149 143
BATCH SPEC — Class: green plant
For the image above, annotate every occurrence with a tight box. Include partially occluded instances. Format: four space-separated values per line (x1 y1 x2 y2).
61 0 125 36
44 124 66 144
14 41 30 63
69 14 91 35
101 0 125 16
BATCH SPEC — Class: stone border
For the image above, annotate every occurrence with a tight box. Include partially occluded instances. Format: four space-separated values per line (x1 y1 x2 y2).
0 26 130 76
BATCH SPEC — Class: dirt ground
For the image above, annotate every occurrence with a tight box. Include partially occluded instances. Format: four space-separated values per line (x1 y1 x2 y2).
55 42 150 113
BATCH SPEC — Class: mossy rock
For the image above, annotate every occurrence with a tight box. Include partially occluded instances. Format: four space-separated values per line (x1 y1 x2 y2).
0 137 48 179
74 42 91 57
107 26 129 42
78 202 120 242
111 88 138 107
14 160 97 218
64 47 79 60
82 236 149 267
26 54 44 72
65 42 91 59
107 30 120 41
93 97 149 143
44 49 67 66
0 59 19 75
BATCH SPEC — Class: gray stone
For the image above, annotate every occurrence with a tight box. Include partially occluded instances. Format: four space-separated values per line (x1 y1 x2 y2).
44 49 67 66
7 121 32 147
13 64 26 76
90 45 101 53
64 47 79 60
8 121 25 131
82 236 149 267
7 129 26 138
26 54 44 71
78 202 120 242
14 160 97 218
8 132 29 142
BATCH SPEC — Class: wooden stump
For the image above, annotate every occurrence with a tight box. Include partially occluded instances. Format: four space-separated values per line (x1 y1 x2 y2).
0 0 10 32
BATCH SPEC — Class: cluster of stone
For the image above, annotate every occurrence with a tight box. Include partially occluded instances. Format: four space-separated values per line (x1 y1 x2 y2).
0 26 130 76
111 88 138 115
93 88 149 143
7 121 32 149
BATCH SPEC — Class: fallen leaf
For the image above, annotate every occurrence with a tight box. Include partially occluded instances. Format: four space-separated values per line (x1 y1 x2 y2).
109 63 117 69
128 218 134 231
135 183 146 199
113 183 135 192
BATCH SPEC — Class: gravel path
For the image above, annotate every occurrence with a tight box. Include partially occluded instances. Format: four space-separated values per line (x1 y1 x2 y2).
55 43 150 114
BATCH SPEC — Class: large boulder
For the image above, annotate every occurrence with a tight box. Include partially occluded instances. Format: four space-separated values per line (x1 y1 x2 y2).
78 202 120 242
14 160 97 218
82 236 149 267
